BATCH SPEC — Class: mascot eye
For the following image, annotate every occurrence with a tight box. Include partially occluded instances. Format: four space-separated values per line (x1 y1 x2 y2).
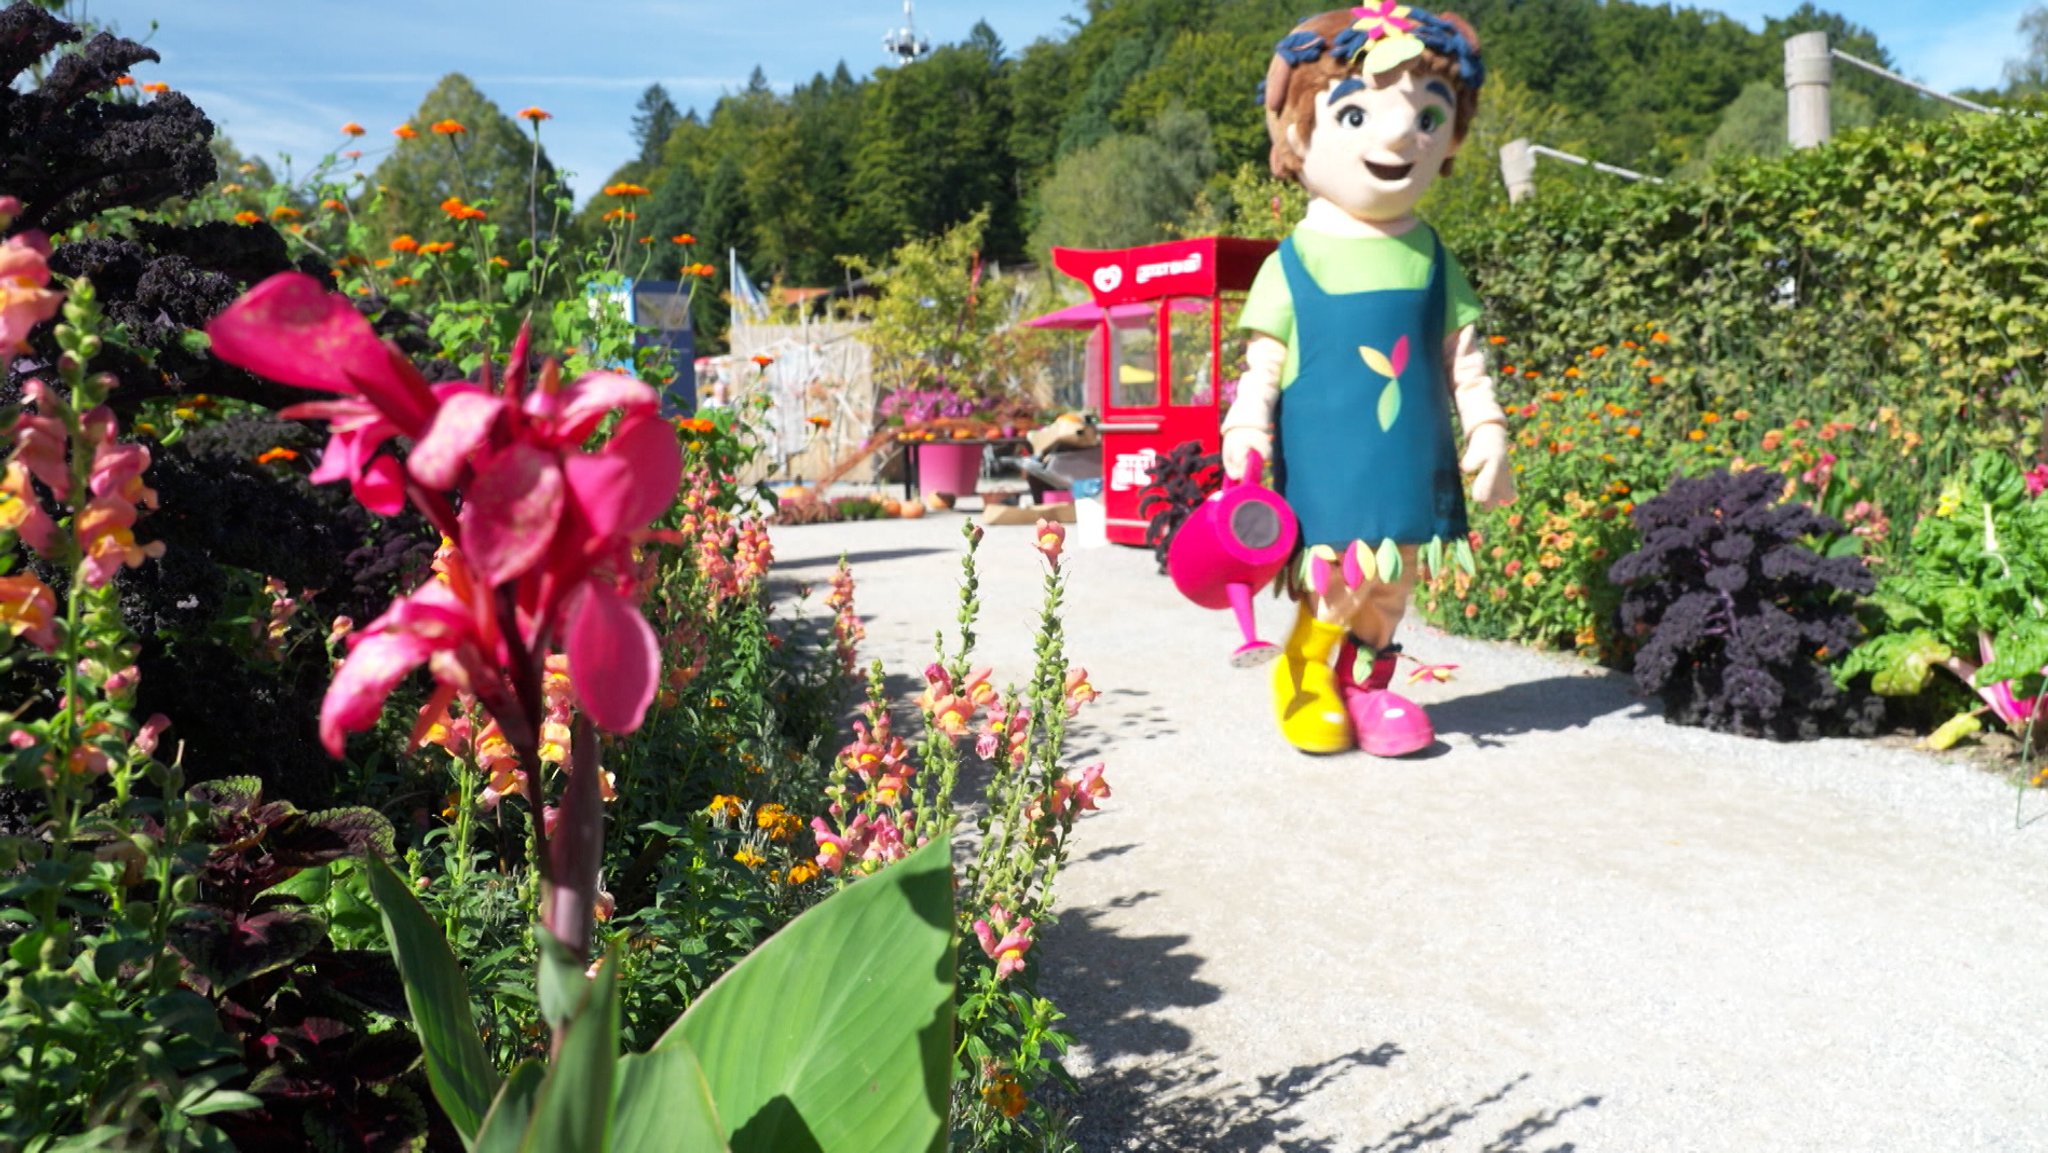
1418 107 1447 133
1337 105 1366 129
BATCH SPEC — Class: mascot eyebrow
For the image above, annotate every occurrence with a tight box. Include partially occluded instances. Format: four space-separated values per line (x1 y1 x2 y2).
1327 76 1366 103
1422 78 1455 105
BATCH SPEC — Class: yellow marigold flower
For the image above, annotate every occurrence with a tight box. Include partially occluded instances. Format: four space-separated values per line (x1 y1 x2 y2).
707 794 743 821
733 847 766 869
784 862 820 885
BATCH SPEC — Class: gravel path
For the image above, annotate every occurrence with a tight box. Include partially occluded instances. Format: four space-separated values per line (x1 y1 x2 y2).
773 510 2048 1152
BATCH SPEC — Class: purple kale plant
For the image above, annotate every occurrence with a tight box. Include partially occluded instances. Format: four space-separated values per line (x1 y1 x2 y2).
1609 468 1883 740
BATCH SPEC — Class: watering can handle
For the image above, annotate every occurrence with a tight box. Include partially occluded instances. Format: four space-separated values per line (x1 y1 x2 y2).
1234 447 1264 490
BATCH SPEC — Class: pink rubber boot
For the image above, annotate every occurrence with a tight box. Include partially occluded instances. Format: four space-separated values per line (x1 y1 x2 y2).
1336 640 1435 758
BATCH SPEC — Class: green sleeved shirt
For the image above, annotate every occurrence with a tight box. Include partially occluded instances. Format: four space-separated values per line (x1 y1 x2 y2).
1238 222 1483 388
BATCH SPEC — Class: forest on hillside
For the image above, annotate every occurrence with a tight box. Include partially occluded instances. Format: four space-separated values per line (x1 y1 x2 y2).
324 0 2048 346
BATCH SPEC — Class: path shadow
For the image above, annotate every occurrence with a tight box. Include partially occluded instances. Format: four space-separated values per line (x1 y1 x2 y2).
775 546 951 570
1066 1044 1403 1152
1428 673 1649 749
1042 904 1221 1063
1358 1075 1604 1153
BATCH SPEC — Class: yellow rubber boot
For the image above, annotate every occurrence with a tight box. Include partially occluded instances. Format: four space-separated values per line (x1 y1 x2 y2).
1270 604 1354 754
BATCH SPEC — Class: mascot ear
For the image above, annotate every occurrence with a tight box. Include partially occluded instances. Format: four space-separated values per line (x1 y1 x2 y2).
1264 53 1299 179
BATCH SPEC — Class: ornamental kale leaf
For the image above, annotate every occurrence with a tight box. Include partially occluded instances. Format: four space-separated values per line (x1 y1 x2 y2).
1610 468 1882 740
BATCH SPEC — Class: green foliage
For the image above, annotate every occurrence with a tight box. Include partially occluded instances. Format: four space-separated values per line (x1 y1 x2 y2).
1695 78 1875 171
849 210 1005 396
371 833 954 1153
1027 106 1216 259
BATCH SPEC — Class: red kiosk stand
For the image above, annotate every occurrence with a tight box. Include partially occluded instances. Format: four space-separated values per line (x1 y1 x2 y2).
1048 237 1276 546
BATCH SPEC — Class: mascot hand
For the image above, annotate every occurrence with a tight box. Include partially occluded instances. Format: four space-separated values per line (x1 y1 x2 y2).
1222 426 1272 481
1460 422 1515 507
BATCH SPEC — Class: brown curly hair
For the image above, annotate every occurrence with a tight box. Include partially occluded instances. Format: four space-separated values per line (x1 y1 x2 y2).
1263 9 1483 181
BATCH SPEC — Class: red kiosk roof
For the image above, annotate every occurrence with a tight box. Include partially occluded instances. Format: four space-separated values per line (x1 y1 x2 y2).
1050 237 1276 307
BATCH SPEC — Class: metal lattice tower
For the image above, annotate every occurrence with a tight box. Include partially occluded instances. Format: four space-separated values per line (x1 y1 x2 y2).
882 0 931 63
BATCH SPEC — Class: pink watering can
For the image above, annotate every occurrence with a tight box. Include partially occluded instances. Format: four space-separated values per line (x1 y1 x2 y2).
1167 449 1299 667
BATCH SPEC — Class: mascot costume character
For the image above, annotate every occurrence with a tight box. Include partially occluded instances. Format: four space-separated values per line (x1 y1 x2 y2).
1222 5 1515 757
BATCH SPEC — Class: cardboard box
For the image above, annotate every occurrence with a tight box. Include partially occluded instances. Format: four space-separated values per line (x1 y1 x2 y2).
978 501 1077 528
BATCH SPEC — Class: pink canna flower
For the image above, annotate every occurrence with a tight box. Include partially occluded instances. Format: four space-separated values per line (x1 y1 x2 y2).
2026 463 2048 498
0 230 63 361
322 576 504 756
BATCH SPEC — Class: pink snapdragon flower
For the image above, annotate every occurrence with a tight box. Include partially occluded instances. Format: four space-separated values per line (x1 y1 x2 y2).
1033 518 1066 569
1063 667 1099 716
973 905 1035 981
0 229 63 362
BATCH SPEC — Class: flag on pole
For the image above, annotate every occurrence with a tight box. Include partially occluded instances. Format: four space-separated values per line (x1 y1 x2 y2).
729 248 769 321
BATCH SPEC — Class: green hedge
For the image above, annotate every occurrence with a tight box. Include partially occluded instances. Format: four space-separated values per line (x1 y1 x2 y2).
1452 108 2048 498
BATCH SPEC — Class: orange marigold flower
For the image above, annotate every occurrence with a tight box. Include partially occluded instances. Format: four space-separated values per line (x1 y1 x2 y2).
393 124 418 139
1702 412 1721 424
1733 409 1751 421
807 415 831 428
344 149 363 160
393 276 416 287
1589 345 1608 357
1563 366 1580 378
440 196 486 221
419 241 455 256
672 233 697 245
341 122 365 136
1649 375 1666 385
637 236 653 245
517 107 553 122
389 234 420 253
751 354 774 367
1625 426 1642 437
256 447 299 465
221 182 244 193
430 119 467 136
142 82 169 94
490 256 510 267
233 210 262 225
270 205 300 220
1500 365 1517 376
114 75 135 86
1486 334 1506 345
372 257 393 268
603 182 651 198
1650 331 1670 344
1632 357 1652 368
676 417 716 434
1687 429 1705 441
321 198 346 211
1524 371 1541 380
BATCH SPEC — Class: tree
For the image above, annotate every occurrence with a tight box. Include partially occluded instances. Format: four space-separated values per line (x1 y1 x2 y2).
848 41 1019 260
631 84 682 166
1695 77 1875 169
2008 5 2048 95
371 73 563 247
1026 106 1215 258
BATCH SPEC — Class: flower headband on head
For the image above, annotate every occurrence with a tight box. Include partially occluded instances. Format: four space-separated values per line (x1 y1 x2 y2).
1266 4 1485 94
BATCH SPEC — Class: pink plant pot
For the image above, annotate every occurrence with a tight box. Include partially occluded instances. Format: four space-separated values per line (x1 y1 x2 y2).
916 442 983 499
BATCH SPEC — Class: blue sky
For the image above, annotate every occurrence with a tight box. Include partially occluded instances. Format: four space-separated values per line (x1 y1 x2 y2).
71 0 2040 204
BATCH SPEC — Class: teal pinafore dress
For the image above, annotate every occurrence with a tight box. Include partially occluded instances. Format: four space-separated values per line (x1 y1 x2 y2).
1272 231 1469 565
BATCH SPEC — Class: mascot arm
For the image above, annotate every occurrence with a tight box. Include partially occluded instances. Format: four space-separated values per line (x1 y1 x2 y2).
1447 324 1515 507
1221 334 1286 479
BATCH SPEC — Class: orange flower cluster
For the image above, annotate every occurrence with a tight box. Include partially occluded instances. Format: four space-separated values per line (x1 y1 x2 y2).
440 195 486 222
603 182 651 198
675 417 716 434
680 262 715 277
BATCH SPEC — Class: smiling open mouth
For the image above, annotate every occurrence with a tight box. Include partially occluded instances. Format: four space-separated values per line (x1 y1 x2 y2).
1365 160 1413 181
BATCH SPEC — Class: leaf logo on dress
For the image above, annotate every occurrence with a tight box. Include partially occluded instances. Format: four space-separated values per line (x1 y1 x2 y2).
1359 334 1409 432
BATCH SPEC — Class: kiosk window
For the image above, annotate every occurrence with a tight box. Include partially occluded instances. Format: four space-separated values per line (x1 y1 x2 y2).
1110 308 1159 409
1167 300 1212 405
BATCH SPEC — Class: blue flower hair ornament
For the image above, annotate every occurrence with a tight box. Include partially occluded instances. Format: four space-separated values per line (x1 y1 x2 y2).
1316 4 1485 93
